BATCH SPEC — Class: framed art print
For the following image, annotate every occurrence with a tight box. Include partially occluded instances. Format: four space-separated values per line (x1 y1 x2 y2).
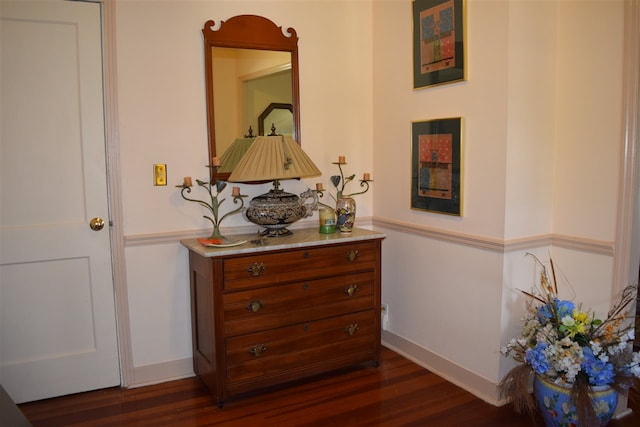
411 117 462 215
413 0 465 89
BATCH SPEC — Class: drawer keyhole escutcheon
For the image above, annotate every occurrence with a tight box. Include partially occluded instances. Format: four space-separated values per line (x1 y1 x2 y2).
247 300 264 313
345 324 359 336
344 284 359 296
345 250 359 262
248 262 265 276
303 251 310 258
249 344 267 357
303 323 310 332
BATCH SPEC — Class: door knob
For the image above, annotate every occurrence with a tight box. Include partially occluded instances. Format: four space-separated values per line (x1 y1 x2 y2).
90 217 105 231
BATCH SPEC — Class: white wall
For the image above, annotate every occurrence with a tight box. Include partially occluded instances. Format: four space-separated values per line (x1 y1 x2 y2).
372 0 626 404
113 0 629 405
504 0 556 239
373 0 510 239
553 1 624 242
115 1 374 376
371 0 513 392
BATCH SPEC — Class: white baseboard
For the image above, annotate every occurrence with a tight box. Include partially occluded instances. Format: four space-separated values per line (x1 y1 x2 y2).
128 358 195 389
382 330 501 405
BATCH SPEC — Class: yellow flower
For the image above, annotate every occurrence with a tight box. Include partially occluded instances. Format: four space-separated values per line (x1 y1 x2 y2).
573 310 589 323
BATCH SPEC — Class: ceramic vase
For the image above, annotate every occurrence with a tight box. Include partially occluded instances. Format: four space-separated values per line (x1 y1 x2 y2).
335 197 356 232
533 375 617 427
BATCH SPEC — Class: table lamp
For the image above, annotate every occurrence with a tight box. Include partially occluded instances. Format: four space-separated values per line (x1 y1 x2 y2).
228 135 321 236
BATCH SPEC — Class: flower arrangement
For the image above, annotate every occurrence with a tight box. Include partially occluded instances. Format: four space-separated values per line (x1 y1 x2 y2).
500 254 640 425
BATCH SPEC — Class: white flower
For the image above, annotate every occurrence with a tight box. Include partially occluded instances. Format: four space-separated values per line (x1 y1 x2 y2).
594 399 611 415
561 315 575 326
547 340 583 383
608 341 628 355
590 340 603 355
558 336 575 348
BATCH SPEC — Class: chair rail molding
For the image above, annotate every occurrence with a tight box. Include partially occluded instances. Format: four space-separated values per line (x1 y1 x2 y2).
372 217 614 256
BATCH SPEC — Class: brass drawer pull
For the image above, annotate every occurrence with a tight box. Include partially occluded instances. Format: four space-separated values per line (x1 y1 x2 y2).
248 262 265 276
344 284 359 296
345 250 359 262
344 323 359 336
249 344 267 357
246 300 264 313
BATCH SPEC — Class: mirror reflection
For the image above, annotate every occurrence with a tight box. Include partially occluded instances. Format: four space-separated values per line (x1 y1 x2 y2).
202 15 301 178
259 102 294 136
212 48 293 157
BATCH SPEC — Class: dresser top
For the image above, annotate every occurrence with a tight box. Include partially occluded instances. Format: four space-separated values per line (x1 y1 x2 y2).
181 227 385 258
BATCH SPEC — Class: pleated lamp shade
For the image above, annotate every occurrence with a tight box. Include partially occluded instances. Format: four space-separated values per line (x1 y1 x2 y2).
228 135 321 182
218 137 254 174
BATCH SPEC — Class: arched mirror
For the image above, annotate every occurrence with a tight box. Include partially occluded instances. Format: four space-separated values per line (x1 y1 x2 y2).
202 15 301 178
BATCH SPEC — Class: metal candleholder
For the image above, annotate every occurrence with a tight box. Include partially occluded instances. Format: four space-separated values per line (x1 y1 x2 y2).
315 160 372 209
177 165 246 239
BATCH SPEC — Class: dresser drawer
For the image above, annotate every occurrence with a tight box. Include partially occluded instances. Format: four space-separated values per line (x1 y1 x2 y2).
225 310 376 385
184 229 384 405
223 271 374 336
223 241 378 291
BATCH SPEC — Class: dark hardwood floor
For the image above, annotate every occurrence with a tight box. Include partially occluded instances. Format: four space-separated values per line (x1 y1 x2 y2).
17 347 640 426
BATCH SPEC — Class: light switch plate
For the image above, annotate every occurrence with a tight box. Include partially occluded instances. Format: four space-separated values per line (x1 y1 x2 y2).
154 164 167 186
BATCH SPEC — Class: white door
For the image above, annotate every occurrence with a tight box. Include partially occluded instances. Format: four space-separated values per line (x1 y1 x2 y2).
0 1 120 403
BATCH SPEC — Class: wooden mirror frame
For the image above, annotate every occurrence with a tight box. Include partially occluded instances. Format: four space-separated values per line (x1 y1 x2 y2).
202 15 301 180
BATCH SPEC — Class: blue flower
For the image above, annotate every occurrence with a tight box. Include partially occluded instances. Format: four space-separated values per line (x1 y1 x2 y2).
556 300 575 318
525 342 550 374
537 304 553 323
582 347 615 386
537 299 575 324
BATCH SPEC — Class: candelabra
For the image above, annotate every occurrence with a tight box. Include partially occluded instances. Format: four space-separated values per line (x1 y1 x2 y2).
177 160 246 240
313 156 372 233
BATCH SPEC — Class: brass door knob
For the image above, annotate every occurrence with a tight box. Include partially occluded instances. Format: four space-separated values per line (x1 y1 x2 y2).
89 217 105 231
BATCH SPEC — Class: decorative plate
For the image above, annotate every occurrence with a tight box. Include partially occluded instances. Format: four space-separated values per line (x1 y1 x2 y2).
197 238 247 248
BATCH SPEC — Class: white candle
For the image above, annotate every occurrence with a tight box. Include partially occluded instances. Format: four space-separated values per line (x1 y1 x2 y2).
183 177 193 187
232 186 240 196
363 173 370 181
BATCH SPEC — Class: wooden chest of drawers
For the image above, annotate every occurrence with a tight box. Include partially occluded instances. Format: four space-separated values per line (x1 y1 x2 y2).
182 228 384 406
